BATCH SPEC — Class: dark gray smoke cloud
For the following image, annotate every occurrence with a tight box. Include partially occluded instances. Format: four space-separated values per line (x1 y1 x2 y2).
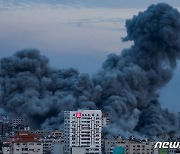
93 3 180 136
0 3 180 137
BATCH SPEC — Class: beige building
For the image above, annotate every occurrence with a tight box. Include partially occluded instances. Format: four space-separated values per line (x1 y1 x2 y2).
2 131 43 154
104 137 153 154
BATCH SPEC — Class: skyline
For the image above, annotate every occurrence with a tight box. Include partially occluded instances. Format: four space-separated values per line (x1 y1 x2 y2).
0 0 180 113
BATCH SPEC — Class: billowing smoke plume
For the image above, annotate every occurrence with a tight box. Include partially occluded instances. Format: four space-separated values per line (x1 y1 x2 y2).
93 3 180 136
0 49 96 129
0 3 180 137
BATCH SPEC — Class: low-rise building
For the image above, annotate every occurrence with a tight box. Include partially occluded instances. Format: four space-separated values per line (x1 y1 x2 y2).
2 140 10 154
43 136 63 154
2 131 43 154
32 130 64 154
104 137 153 154
51 143 64 154
33 130 51 138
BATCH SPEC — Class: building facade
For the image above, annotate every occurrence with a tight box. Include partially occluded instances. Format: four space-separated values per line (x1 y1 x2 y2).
104 138 153 154
43 137 63 154
11 117 24 128
64 110 102 154
2 131 43 154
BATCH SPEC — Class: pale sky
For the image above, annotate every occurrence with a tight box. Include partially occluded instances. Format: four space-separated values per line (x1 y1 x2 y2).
0 0 180 112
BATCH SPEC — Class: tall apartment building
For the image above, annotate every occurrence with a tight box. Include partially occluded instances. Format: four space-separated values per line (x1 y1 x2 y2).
64 110 102 154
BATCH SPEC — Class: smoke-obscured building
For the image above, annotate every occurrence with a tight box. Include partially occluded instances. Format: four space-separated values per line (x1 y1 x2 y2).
11 117 24 128
0 121 12 137
102 113 110 129
64 110 102 154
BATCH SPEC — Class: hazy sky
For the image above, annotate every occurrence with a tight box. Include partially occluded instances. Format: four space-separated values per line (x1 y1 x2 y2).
0 0 180 112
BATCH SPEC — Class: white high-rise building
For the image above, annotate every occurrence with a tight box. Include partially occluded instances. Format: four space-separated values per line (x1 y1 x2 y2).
64 110 102 154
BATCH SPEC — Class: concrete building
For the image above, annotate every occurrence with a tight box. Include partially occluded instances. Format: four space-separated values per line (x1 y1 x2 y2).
102 113 110 129
72 147 86 154
43 136 63 154
0 121 12 136
51 143 64 154
2 131 43 154
104 137 153 154
51 130 64 139
32 130 64 154
11 117 24 128
2 140 10 154
64 110 102 154
33 130 51 138
33 130 64 139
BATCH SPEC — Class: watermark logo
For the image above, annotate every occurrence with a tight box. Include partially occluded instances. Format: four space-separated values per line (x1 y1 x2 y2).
154 142 180 149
